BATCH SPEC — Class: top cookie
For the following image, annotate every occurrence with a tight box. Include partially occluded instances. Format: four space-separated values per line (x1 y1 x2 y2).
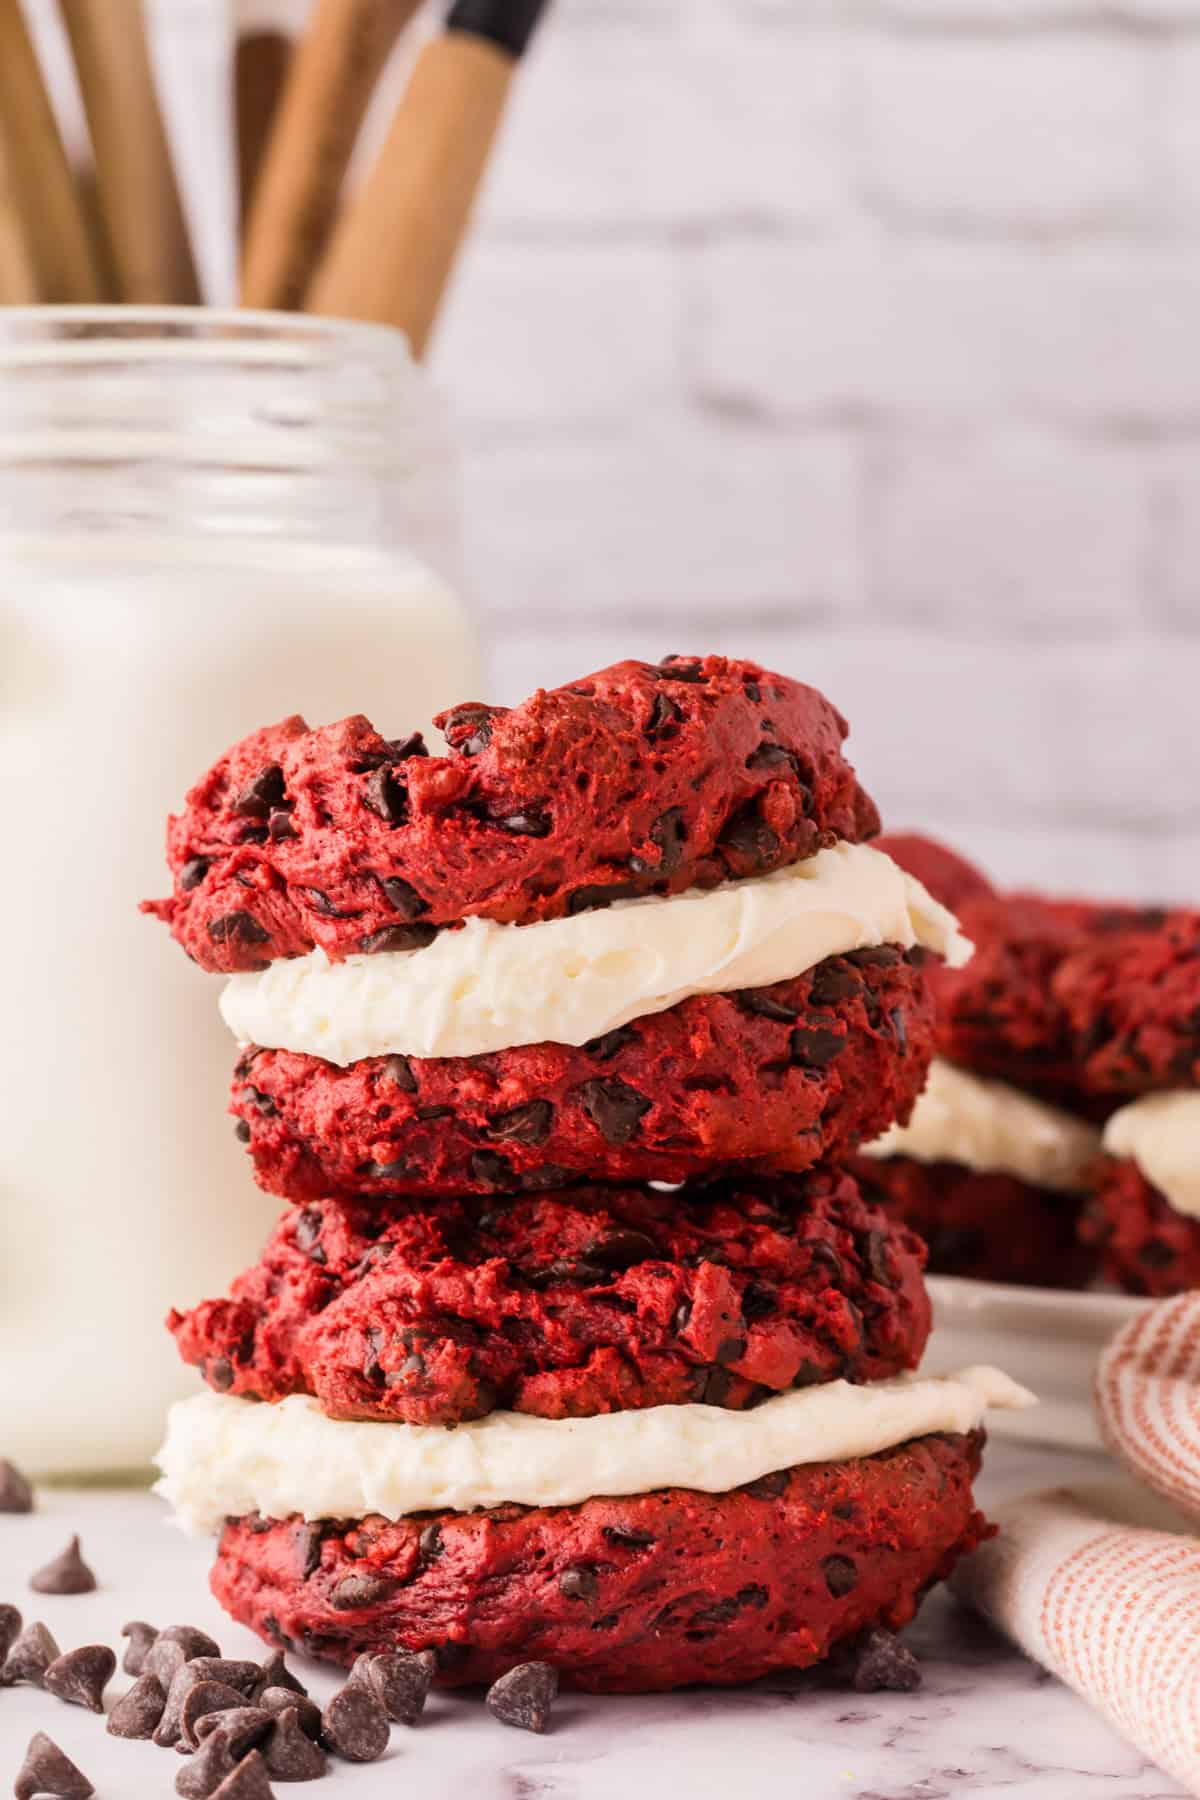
144 656 881 973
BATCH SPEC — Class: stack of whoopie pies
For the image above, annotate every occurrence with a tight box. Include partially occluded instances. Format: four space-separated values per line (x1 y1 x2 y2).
147 656 1026 1696
856 834 1200 1299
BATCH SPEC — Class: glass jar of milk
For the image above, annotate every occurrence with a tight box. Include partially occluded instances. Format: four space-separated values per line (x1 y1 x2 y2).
0 309 480 1475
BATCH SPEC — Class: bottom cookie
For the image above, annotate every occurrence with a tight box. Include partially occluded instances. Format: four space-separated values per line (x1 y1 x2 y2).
1079 1157 1200 1297
211 1432 988 1693
851 1154 1094 1289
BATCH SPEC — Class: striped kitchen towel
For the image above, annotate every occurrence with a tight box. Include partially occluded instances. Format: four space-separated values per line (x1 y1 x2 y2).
952 1294 1200 1798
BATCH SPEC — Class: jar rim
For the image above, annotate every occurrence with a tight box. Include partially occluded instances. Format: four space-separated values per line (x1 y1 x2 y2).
0 306 414 370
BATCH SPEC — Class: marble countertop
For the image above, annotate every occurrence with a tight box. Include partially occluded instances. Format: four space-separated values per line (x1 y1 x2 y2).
0 1441 1185 1800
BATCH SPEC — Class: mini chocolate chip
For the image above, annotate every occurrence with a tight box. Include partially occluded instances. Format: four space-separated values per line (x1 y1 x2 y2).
489 1100 553 1145
470 1150 514 1187
493 807 551 837
145 1639 188 1689
0 1603 22 1659
689 1596 739 1630
239 825 269 845
303 886 351 917
699 1366 734 1405
237 1085 276 1118
735 989 797 1023
418 1522 444 1561
192 1708 274 1759
259 1649 307 1700
654 657 704 684
187 1659 265 1697
175 1729 239 1800
0 1459 34 1513
629 806 686 877
383 1053 418 1093
567 881 644 914
442 702 503 756
120 1620 158 1676
155 1664 204 1747
14 1733 93 1800
890 1007 908 1052
743 679 762 701
485 1661 558 1734
862 1230 893 1287
362 1156 409 1182
808 964 862 1005
267 808 296 841
107 1671 167 1738
822 1554 858 1598
208 911 269 946
715 1334 747 1365
352 1650 434 1726
330 1572 398 1611
293 1524 325 1582
737 1583 769 1609
263 1707 327 1780
257 1689 322 1738
30 1536 96 1595
322 1681 389 1761
209 1749 275 1800
3 1622 60 1687
578 1078 652 1145
234 1119 252 1143
808 1240 843 1281
43 1645 115 1713
718 810 779 867
584 1025 638 1060
180 856 211 892
602 1526 655 1550
741 1281 777 1322
234 766 285 819
1139 1240 1176 1269
361 922 437 954
364 765 408 825
844 945 901 968
743 1470 789 1500
789 1025 845 1069
646 691 682 740
385 731 428 761
208 1358 234 1392
587 1228 659 1270
851 1627 922 1693
559 1566 598 1602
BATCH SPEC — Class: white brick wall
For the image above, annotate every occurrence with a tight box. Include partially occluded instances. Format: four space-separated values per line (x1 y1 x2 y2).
28 0 1200 901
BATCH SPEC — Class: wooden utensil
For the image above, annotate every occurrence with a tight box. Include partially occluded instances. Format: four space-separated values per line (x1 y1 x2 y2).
240 0 422 312
306 0 549 356
235 25 293 232
0 137 38 305
0 0 101 301
57 0 200 303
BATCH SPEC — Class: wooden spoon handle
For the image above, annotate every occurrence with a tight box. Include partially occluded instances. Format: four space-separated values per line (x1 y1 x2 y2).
0 137 39 305
0 0 101 301
58 0 200 303
307 11 541 356
235 26 293 234
240 0 422 312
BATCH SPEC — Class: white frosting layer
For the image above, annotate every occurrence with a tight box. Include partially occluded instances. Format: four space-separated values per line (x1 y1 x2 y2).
156 1366 1032 1535
864 1059 1101 1192
219 841 971 1065
1103 1092 1200 1219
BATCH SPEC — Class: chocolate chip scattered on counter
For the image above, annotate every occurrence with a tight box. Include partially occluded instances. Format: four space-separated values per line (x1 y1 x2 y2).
180 1679 252 1749
107 1670 168 1739
0 1602 22 1659
850 1627 922 1694
145 1637 189 1689
121 1619 159 1675
189 1658 263 1695
175 1728 240 1800
13 1731 94 1799
0 1459 34 1514
192 1708 273 1760
256 1688 322 1739
2 1621 61 1686
350 1649 433 1726
155 1664 207 1748
29 1537 96 1596
158 1624 222 1662
43 1645 115 1713
262 1707 327 1781
485 1661 559 1734
321 1680 389 1762
209 1748 276 1800
255 1651 306 1699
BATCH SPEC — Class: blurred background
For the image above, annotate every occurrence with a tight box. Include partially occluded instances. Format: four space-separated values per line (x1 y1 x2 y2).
24 0 1199 900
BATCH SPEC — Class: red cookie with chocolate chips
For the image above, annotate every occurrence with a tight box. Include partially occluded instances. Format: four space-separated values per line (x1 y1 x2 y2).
848 1154 1094 1290
212 1431 989 1693
1079 1156 1200 1297
142 656 881 974
170 1168 932 1425
229 949 934 1200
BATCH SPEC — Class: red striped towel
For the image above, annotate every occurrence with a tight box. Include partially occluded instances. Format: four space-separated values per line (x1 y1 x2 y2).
952 1295 1200 1798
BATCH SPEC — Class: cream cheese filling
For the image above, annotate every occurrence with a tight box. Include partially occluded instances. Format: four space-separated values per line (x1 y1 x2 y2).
156 1366 1032 1536
1102 1091 1200 1219
864 1059 1101 1192
218 841 971 1066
